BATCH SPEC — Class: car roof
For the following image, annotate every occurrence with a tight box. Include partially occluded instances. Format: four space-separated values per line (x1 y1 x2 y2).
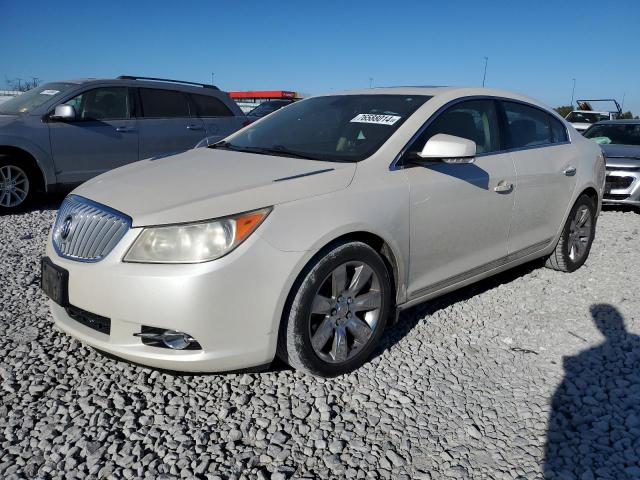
48 77 223 94
321 86 554 110
594 119 640 125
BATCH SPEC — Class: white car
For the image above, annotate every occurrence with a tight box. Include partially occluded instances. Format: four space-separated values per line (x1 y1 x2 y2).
42 87 605 377
565 110 612 133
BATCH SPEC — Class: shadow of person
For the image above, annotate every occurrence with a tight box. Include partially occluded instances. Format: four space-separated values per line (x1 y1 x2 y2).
544 304 640 479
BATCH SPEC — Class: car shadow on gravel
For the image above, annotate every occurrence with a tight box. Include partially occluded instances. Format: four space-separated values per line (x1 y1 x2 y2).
544 304 640 479
371 258 546 360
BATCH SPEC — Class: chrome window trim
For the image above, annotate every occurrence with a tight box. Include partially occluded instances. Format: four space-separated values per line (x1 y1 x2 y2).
390 95 571 171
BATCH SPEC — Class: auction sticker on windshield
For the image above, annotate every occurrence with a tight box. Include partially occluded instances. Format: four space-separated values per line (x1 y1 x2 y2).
350 113 401 125
40 90 60 95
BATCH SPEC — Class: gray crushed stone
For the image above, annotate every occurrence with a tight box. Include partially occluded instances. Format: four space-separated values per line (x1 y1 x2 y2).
1 199 639 479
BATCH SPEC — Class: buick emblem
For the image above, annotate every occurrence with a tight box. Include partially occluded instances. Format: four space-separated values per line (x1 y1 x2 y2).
60 215 73 240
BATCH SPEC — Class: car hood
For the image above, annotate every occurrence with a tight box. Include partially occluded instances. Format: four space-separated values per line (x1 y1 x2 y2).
73 148 356 227
601 144 640 160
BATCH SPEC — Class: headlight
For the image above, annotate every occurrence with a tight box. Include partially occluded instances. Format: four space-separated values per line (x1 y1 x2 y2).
123 208 271 263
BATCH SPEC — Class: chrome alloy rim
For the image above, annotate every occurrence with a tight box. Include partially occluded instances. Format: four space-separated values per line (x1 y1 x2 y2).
0 165 29 208
568 205 592 262
309 261 382 364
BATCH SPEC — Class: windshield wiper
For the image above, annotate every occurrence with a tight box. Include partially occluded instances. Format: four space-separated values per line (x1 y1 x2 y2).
256 145 321 160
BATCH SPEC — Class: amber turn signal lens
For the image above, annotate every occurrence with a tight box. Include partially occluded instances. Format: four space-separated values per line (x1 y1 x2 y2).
235 210 269 242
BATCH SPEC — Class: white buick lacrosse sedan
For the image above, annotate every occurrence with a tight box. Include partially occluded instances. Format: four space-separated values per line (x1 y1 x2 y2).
42 87 605 377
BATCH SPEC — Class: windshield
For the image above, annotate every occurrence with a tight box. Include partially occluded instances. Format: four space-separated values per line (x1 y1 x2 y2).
222 94 430 162
0 82 76 115
566 111 609 124
584 123 640 146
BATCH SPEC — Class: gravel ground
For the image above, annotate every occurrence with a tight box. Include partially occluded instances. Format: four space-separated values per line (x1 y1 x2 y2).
1 199 639 480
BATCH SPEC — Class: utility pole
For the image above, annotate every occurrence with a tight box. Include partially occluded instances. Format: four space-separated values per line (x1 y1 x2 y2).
211 72 215 86
571 78 576 106
482 57 488 87
369 77 373 89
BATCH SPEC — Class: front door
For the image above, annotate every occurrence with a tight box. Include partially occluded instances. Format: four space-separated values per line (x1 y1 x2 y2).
49 86 138 184
402 99 516 298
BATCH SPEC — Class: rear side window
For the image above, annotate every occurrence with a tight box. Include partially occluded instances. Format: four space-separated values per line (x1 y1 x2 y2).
502 101 566 148
140 88 191 118
191 94 233 117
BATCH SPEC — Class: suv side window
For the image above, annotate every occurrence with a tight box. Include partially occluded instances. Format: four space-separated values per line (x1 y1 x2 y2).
190 94 233 117
62 87 129 121
406 99 501 157
139 88 191 118
502 101 566 148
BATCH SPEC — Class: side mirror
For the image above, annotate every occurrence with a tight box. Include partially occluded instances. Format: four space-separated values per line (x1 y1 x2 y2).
50 104 76 121
417 133 476 164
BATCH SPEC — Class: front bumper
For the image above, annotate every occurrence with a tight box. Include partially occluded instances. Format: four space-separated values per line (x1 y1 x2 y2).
46 229 306 372
603 159 640 206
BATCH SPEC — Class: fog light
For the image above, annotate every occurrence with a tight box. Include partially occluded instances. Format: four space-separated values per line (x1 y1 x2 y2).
134 327 201 350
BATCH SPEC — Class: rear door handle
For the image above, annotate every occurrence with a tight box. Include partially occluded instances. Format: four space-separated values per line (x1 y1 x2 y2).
494 181 513 193
187 124 203 130
563 166 577 176
115 126 134 132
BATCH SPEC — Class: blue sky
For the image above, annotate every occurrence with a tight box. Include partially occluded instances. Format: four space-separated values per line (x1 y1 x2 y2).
1 0 639 113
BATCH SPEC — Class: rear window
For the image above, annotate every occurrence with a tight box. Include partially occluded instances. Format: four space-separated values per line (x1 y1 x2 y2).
140 88 190 118
190 94 233 117
503 101 567 148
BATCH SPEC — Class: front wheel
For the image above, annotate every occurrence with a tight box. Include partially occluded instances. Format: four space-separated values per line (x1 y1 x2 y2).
545 194 596 272
0 157 33 212
277 241 393 377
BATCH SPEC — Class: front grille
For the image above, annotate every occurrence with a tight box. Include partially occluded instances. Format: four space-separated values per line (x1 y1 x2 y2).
52 195 131 262
605 176 634 190
66 305 111 335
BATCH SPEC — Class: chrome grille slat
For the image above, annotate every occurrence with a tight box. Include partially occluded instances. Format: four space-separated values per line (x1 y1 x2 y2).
52 195 131 262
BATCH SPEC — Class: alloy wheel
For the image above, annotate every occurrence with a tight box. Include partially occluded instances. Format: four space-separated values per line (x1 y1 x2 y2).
568 205 592 262
0 165 30 208
308 261 382 364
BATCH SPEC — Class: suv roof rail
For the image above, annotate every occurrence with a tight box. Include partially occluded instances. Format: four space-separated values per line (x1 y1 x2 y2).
117 75 219 90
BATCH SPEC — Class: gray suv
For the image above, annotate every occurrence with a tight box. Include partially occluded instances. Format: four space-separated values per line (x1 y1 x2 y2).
0 76 247 211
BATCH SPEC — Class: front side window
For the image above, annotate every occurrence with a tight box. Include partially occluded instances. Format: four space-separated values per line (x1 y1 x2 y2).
62 87 129 121
406 99 501 157
503 101 559 148
584 123 640 146
222 94 430 162
0 82 76 115
140 88 191 118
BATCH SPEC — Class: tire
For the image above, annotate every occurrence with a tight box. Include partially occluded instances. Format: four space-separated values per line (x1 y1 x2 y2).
545 194 597 272
277 241 393 377
0 156 33 213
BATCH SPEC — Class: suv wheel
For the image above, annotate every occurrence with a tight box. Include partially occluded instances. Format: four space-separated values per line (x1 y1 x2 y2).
545 194 596 272
0 157 32 212
278 241 393 377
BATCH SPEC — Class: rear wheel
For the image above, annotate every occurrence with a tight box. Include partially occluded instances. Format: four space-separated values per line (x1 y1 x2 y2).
545 194 596 272
0 157 33 212
277 241 393 377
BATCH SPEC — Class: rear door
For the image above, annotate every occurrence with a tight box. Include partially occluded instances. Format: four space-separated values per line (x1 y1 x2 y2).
137 88 205 159
500 100 578 254
48 86 138 184
190 93 245 142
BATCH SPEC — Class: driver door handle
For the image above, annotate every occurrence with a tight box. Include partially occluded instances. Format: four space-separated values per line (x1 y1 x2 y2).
115 126 135 132
563 166 577 176
187 124 203 130
494 181 513 193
